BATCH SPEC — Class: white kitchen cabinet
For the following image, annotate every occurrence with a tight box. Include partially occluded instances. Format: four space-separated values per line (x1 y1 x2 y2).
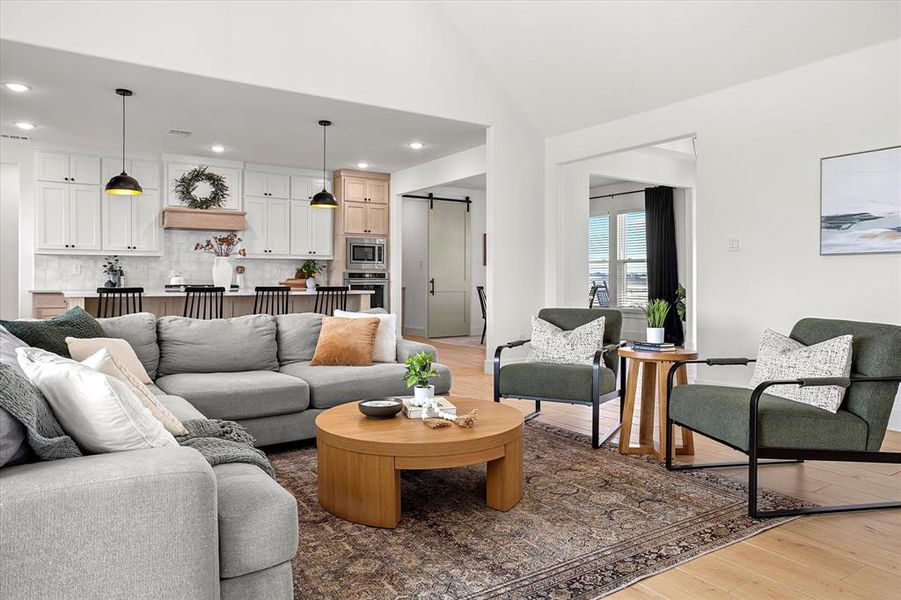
245 171 290 199
290 175 331 201
243 197 268 255
267 198 291 255
37 151 100 184
290 201 334 258
102 189 160 252
36 182 101 251
103 159 161 190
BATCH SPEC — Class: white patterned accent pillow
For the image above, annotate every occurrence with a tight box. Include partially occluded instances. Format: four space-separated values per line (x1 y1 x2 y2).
749 329 853 413
528 316 606 365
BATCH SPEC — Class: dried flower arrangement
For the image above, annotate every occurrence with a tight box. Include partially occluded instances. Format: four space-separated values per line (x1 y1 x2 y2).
194 233 247 257
101 255 121 276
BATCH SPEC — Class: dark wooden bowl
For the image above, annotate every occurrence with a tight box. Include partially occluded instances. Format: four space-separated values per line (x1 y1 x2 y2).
358 398 403 418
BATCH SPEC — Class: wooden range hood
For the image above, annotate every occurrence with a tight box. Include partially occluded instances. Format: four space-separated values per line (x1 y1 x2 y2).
161 207 246 232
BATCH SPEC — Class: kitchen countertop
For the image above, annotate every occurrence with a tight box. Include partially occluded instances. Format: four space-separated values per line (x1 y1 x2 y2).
32 289 373 298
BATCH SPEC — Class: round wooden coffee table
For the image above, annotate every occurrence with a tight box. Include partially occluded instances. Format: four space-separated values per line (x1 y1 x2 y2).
316 396 523 528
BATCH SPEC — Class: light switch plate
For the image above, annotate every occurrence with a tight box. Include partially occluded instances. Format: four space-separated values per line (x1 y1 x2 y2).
728 237 741 252
71 263 82 275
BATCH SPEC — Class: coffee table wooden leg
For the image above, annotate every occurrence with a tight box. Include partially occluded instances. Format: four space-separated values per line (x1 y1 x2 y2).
656 361 675 461
487 435 523 511
619 359 653 454
639 361 656 448
317 440 400 528
675 365 695 456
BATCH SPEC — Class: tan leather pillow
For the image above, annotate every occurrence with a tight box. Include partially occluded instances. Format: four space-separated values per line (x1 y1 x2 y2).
310 317 380 366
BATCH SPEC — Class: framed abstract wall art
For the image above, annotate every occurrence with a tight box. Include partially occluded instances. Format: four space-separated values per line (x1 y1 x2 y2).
820 145 900 255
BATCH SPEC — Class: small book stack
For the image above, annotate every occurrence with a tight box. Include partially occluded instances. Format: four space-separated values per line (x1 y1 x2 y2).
400 397 457 419
631 341 676 352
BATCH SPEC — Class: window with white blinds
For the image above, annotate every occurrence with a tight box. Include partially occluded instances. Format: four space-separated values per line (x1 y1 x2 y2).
616 211 648 307
588 214 610 290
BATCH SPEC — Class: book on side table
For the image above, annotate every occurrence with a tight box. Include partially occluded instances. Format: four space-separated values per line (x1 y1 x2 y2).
631 342 677 352
399 397 457 418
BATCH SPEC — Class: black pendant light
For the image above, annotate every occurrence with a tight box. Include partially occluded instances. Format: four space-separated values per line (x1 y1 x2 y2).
105 88 143 196
310 120 338 208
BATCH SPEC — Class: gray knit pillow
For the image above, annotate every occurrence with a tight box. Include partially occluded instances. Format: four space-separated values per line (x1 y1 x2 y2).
749 329 853 413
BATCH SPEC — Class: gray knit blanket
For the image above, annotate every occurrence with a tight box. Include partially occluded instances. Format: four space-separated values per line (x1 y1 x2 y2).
175 419 275 478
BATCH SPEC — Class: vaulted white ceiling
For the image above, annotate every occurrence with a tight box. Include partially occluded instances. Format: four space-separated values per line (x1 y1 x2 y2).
441 1 901 136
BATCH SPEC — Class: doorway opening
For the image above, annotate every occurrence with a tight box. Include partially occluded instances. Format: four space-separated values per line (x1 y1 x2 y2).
401 173 486 349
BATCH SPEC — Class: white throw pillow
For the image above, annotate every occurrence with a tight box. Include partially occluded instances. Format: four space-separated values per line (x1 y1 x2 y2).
749 329 853 413
66 336 152 384
80 348 187 436
528 315 606 365
333 310 398 363
16 347 177 453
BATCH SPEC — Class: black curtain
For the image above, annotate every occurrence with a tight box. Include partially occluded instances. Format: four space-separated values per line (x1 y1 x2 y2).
645 186 684 345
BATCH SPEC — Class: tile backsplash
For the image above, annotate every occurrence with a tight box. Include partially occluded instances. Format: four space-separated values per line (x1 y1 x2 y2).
33 230 329 290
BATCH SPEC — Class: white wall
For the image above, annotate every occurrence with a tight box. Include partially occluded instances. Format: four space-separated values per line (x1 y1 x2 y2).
0 2 545 357
400 185 486 337
546 40 901 428
0 138 34 318
0 163 19 318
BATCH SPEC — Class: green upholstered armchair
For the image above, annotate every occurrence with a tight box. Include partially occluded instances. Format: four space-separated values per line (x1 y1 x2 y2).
665 318 901 518
494 308 624 448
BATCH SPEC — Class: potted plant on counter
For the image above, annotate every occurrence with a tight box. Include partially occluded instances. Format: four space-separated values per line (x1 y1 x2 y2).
296 260 323 290
644 298 670 344
404 352 440 402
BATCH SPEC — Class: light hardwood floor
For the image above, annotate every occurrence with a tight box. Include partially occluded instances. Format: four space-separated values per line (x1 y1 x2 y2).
417 337 901 600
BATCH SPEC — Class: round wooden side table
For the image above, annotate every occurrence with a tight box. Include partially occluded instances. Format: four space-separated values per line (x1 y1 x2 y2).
617 346 698 461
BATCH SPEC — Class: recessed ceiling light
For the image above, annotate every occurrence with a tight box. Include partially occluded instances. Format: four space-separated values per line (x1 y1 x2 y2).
3 82 30 93
408 141 425 150
209 144 226 153
356 162 370 169
14 121 35 130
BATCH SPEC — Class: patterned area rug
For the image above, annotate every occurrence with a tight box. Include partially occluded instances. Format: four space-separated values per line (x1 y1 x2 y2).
270 421 807 599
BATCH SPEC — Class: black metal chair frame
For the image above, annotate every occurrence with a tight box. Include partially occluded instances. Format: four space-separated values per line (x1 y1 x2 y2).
494 341 626 449
588 281 610 308
665 357 901 518
313 286 349 316
95 287 144 318
477 285 487 345
253 286 290 316
183 286 225 319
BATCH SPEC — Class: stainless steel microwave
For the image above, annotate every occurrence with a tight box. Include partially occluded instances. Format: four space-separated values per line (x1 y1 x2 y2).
346 237 387 270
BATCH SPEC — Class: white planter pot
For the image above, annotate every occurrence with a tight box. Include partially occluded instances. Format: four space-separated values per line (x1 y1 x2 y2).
306 277 317 290
646 327 665 344
212 257 232 289
413 385 435 402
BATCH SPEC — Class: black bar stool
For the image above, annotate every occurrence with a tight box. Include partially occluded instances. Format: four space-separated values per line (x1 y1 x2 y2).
253 286 291 316
313 286 349 316
477 285 487 345
96 287 144 318
183 286 225 319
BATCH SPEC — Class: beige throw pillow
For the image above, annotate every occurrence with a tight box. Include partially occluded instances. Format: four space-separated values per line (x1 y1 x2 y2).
310 317 381 366
80 348 187 435
66 336 152 384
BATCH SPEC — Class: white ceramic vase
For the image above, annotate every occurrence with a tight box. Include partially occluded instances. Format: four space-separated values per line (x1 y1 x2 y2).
413 385 435 402
306 277 317 290
646 327 665 344
212 257 232 289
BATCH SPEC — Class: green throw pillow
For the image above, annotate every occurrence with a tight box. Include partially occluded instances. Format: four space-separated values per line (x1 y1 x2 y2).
0 307 106 358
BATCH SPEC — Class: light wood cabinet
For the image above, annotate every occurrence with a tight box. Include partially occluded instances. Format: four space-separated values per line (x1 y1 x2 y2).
333 169 391 235
37 151 100 184
245 170 290 199
36 182 101 251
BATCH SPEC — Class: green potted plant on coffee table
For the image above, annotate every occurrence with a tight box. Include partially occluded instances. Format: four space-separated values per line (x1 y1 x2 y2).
404 352 440 402
644 298 670 343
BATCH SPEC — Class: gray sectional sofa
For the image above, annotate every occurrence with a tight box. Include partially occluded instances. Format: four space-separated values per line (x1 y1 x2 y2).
0 311 451 600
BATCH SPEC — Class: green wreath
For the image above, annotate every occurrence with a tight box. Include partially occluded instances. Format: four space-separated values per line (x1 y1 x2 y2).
174 166 229 210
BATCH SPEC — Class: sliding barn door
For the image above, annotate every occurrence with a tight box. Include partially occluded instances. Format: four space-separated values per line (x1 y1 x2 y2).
427 201 471 337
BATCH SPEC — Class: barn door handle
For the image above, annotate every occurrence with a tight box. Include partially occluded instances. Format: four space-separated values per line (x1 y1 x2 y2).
429 278 435 295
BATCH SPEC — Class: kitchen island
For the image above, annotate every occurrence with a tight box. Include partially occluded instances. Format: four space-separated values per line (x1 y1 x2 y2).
30 288 372 319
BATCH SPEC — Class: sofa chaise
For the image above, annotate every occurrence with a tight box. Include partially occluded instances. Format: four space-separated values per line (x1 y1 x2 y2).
0 311 451 599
